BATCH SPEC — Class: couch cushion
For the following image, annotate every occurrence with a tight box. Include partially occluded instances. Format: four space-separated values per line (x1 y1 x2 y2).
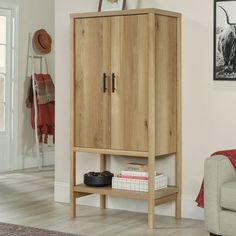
220 210 236 236
221 181 236 211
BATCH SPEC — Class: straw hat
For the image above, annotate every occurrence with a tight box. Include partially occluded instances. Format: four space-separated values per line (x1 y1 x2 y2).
33 29 52 54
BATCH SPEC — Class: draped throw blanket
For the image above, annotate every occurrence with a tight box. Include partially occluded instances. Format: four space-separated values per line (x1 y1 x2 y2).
26 73 55 144
34 73 55 104
196 149 236 208
31 101 55 144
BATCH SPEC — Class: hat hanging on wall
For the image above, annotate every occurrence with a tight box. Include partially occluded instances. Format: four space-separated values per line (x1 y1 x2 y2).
33 29 52 54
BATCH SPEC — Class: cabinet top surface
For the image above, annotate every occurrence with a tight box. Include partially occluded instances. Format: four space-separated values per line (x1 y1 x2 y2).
70 8 181 19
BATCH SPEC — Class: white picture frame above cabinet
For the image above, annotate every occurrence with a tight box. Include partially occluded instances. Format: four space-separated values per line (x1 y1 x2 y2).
98 0 126 12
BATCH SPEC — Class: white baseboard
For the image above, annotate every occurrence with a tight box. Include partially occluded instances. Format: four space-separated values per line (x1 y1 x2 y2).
15 151 54 170
54 182 69 202
182 195 204 220
54 182 204 220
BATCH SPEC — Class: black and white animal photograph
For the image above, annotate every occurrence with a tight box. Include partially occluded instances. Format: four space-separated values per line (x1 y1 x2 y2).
214 0 236 80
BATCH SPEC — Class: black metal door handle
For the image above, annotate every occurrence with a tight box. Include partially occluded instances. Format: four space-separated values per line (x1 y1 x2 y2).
103 73 107 93
112 73 116 93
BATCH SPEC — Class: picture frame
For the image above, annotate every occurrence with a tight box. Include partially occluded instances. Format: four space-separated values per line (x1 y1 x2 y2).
214 0 236 80
98 0 126 12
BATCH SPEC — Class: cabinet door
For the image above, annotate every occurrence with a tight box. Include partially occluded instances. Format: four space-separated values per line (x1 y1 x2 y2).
74 17 111 149
110 15 149 151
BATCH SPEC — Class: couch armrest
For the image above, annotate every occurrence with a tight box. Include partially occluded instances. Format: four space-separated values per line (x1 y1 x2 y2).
204 155 236 235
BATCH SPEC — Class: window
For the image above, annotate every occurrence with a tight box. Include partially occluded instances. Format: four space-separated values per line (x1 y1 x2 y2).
0 8 15 134
0 14 7 131
0 5 17 170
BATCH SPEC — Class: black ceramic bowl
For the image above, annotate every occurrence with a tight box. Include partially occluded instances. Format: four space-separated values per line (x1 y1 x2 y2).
84 171 114 187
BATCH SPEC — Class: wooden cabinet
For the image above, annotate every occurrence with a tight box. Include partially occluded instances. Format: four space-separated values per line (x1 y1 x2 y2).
70 8 181 229
74 15 149 151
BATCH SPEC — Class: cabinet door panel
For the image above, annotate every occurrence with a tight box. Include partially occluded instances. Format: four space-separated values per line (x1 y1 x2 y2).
111 15 149 151
74 18 111 148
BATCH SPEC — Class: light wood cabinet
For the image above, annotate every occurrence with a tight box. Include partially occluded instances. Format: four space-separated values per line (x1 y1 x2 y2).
110 15 149 151
74 15 149 151
70 8 181 229
74 17 111 149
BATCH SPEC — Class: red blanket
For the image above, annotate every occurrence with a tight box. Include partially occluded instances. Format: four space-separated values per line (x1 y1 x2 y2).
31 101 55 144
31 73 55 144
196 149 236 208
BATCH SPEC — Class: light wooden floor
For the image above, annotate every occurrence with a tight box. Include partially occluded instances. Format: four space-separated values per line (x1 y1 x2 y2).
0 170 208 236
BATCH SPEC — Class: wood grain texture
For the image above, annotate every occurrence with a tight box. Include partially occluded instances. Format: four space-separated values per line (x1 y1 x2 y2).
70 8 181 19
100 154 106 209
71 10 182 228
148 13 156 229
110 14 149 152
74 17 111 149
70 17 76 218
70 152 76 218
155 15 177 156
74 147 148 157
155 193 177 205
175 17 182 219
74 184 178 200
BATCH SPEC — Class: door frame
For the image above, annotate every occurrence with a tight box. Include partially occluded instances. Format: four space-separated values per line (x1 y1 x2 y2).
0 1 19 171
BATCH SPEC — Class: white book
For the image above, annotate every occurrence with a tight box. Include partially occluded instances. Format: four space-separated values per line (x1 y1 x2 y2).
121 170 158 177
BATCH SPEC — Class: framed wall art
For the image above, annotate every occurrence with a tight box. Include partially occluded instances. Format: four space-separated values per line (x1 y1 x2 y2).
214 0 236 80
98 0 126 12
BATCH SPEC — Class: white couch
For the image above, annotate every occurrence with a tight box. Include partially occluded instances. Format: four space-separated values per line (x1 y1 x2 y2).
205 155 236 236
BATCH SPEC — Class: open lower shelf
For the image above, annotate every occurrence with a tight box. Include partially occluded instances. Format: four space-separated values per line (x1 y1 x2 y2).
74 184 178 203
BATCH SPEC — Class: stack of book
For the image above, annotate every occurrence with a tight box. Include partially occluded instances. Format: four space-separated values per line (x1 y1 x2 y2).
112 163 167 192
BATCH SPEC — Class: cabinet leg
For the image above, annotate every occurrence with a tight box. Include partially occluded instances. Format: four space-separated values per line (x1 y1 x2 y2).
175 145 182 219
148 198 155 229
148 154 156 229
175 192 181 219
100 154 106 209
70 192 77 218
100 195 106 209
70 151 76 218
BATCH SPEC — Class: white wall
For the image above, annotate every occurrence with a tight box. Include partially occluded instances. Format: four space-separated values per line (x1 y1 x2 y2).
0 0 55 169
55 0 236 220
